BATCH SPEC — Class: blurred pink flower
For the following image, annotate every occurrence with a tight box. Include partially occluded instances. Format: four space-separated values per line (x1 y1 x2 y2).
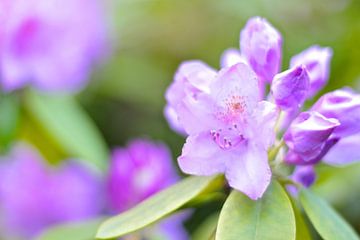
0 143 102 238
0 0 108 92
107 139 188 240
107 139 179 212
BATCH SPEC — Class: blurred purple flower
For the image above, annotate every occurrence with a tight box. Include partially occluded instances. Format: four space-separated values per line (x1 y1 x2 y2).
240 17 282 83
0 143 102 238
287 165 316 195
107 139 178 212
271 65 310 111
0 0 108 92
290 45 332 98
169 63 278 200
158 215 189 240
284 111 340 165
323 133 360 166
291 165 316 188
106 139 188 239
164 60 217 135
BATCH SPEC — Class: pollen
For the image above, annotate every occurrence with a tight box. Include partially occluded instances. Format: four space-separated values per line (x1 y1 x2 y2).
226 95 246 115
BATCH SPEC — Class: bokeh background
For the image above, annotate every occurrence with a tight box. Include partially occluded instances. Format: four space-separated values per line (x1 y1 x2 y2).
1 0 360 238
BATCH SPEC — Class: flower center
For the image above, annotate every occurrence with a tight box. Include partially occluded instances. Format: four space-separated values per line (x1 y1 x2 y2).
226 95 246 115
216 95 248 124
210 124 245 150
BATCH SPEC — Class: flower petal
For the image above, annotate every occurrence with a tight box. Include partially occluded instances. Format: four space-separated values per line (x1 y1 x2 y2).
178 132 225 175
210 63 259 123
164 105 186 135
323 134 360 166
165 60 217 134
225 142 271 200
284 111 340 164
291 165 316 188
312 88 360 137
177 93 218 135
220 48 246 68
250 101 279 148
290 45 332 98
271 65 310 110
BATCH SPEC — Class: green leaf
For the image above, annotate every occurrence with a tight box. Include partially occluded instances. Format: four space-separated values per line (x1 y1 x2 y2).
216 181 296 240
36 218 104 240
0 94 20 150
290 198 312 240
96 175 218 239
192 213 219 240
24 90 108 172
299 188 359 240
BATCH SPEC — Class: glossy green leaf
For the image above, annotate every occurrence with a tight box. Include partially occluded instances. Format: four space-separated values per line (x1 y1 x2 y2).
300 188 359 240
96 175 218 239
24 90 108 172
216 181 296 240
36 218 104 240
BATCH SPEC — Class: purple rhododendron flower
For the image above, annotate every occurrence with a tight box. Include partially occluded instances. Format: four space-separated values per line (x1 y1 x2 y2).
290 45 333 98
271 65 310 111
0 0 107 92
0 143 102 238
106 139 188 239
165 15 360 196
172 63 278 200
240 17 282 83
284 111 340 165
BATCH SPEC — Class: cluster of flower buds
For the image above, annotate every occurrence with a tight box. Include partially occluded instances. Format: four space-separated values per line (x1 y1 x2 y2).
164 16 359 200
